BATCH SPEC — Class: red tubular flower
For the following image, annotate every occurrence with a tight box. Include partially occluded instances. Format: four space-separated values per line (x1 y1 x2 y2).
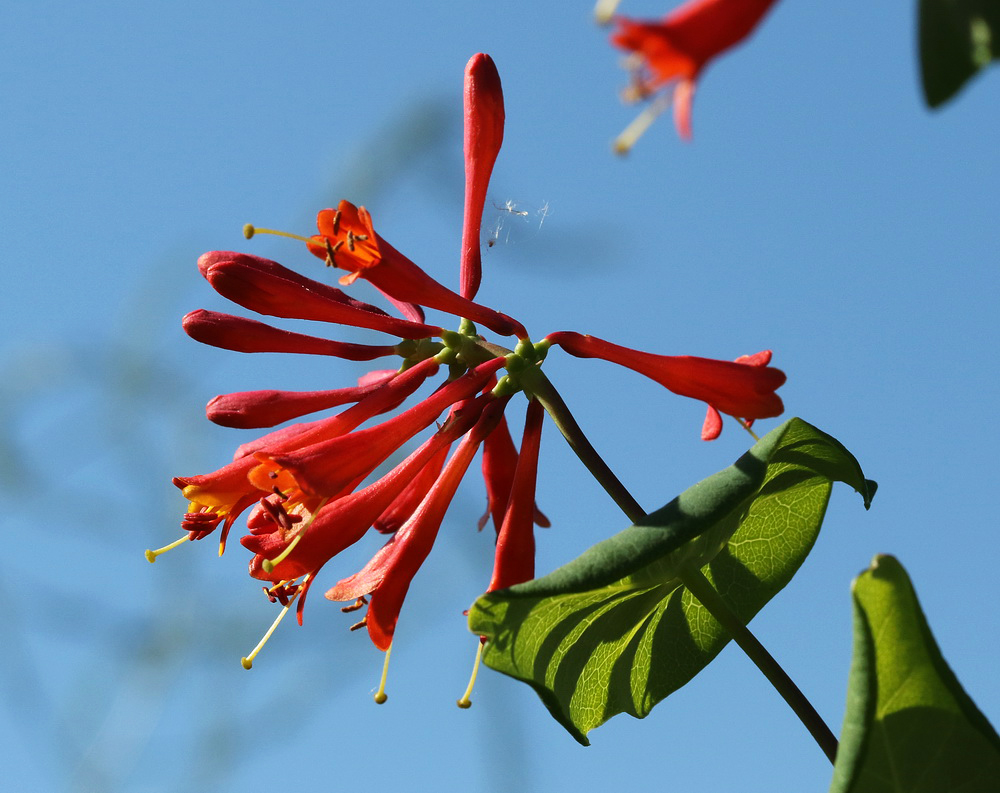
325 397 509 650
206 377 394 430
228 366 424 462
374 443 452 534
478 413 550 534
547 331 785 420
240 437 446 587
241 398 492 612
200 252 441 339
488 398 544 592
249 357 507 507
611 0 780 140
305 200 527 338
174 358 441 538
182 309 397 362
460 53 505 300
701 350 773 440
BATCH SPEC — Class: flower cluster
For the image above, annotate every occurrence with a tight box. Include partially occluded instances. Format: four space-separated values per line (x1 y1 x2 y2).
602 0 780 149
151 53 787 700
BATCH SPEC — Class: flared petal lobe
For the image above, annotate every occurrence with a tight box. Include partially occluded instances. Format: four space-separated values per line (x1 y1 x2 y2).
460 53 505 300
701 350 773 440
547 331 785 420
701 405 724 441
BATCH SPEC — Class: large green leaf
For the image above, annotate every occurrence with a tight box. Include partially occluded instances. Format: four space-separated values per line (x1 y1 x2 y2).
920 0 999 107
830 555 1000 792
468 418 875 744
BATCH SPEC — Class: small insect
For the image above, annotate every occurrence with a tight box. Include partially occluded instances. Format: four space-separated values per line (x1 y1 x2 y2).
495 199 529 217
486 199 550 248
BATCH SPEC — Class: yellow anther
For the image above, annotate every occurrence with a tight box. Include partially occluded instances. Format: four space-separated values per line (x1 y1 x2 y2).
456 640 485 709
324 238 344 269
374 643 392 705
240 575 309 670
144 535 190 563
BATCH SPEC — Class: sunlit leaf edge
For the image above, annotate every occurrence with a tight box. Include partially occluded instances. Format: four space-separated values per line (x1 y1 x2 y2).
830 555 1000 792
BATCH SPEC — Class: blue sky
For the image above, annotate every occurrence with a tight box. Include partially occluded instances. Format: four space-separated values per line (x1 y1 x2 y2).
2 1 998 791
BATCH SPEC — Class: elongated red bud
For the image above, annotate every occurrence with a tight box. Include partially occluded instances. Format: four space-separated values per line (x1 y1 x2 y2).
207 381 392 429
460 53 505 300
488 398 544 592
203 254 440 339
182 309 397 361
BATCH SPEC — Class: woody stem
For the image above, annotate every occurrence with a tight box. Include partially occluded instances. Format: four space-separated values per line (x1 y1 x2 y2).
528 371 838 765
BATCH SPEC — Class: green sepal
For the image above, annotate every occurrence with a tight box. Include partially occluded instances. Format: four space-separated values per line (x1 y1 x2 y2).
920 0 999 107
830 555 1000 792
468 418 875 744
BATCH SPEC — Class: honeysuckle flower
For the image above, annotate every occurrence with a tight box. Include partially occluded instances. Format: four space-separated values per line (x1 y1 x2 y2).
609 0 780 147
206 375 395 430
374 444 452 534
241 397 493 591
172 357 442 547
248 357 507 509
325 396 510 651
183 309 398 361
200 252 441 339
700 350 774 440
487 398 545 592
479 413 550 533
157 52 793 700
228 363 428 462
546 331 785 421
301 200 527 338
460 53 505 300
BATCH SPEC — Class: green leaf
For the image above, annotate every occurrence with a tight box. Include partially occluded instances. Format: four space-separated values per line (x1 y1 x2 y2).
468 418 875 744
920 0 1000 107
830 555 1000 792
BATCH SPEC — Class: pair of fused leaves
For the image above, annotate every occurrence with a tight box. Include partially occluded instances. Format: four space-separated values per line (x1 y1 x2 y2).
832 555 1000 792
469 417 876 744
920 0 999 107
